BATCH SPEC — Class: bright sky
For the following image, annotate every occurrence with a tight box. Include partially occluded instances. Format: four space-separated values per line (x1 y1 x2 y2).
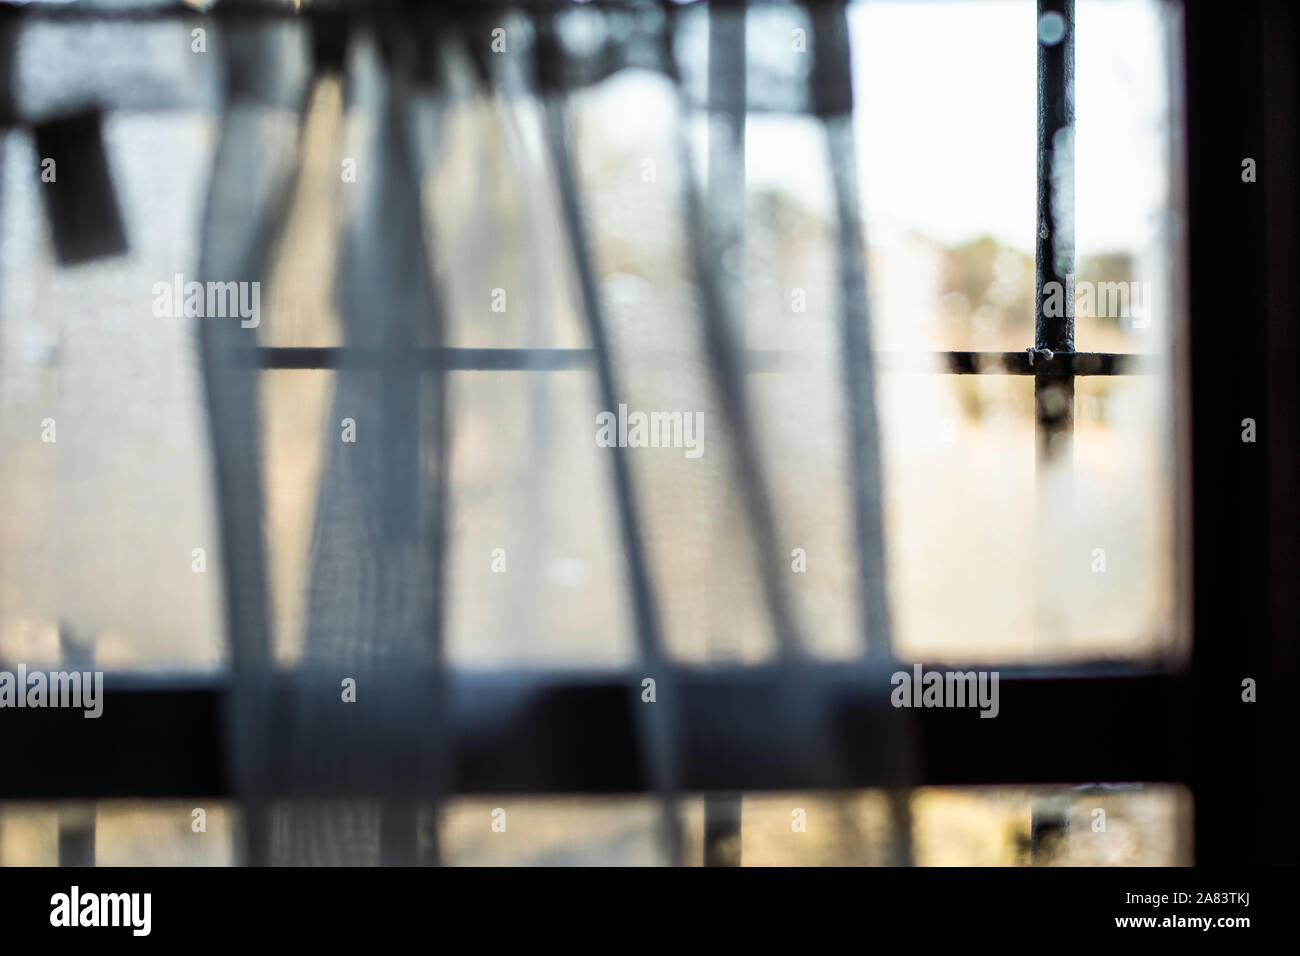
836 0 1176 252
588 0 1177 256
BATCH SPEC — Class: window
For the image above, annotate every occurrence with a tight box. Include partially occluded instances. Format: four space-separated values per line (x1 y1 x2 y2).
0 0 1293 869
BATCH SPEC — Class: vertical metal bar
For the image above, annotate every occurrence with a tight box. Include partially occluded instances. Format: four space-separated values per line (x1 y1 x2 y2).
1032 0 1075 864
57 813 96 868
1035 0 1075 465
703 796 742 867
57 624 96 866
703 0 746 870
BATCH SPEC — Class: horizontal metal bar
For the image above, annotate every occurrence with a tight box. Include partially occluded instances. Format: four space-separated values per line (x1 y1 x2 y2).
240 347 1154 375
251 346 595 371
0 665 1185 800
0 345 1155 375
932 350 1152 376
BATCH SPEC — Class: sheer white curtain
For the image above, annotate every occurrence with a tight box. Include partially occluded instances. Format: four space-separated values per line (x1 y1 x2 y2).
1 0 900 866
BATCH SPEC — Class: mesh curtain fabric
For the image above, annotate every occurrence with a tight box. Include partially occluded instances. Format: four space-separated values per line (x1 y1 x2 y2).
0 0 902 865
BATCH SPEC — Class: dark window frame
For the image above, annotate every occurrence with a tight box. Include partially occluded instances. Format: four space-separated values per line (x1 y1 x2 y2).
2 0 1297 868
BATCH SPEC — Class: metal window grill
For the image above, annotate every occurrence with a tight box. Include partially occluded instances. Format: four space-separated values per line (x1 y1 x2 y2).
2 0 1276 867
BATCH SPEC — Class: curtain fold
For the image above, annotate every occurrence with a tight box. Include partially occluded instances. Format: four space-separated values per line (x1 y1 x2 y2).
196 0 904 865
195 15 311 865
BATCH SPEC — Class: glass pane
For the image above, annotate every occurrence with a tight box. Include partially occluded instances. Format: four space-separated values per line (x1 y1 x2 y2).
0 788 1189 867
0 802 237 867
0 115 226 671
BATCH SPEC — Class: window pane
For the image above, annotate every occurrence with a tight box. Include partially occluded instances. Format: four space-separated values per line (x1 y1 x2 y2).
0 115 226 670
0 802 237 866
